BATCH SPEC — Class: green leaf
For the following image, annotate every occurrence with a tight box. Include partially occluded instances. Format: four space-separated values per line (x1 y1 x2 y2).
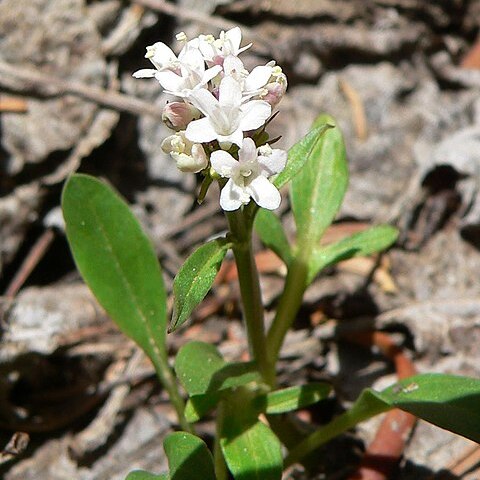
62 174 167 364
163 432 215 480
333 373 480 444
307 225 399 283
171 238 230 332
125 471 168 480
174 341 261 396
274 123 334 189
257 383 332 414
375 374 480 442
220 392 283 480
185 392 222 423
287 373 480 466
254 209 292 265
290 115 348 251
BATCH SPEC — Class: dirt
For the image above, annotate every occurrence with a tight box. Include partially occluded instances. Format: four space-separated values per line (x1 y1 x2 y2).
0 0 479 478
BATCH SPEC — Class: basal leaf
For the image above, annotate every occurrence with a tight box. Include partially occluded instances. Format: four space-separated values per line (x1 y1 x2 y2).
62 174 167 365
307 225 399 283
174 341 261 396
221 393 283 480
274 123 334 189
163 432 215 480
171 238 230 332
254 209 292 265
291 115 348 252
258 383 332 415
125 471 168 480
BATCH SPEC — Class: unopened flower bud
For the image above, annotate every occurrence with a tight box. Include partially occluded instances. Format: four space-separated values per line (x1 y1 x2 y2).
161 131 208 173
261 72 287 108
162 102 200 131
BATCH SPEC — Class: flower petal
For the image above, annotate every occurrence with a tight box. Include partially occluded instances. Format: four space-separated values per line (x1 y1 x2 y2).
185 117 217 143
219 76 242 108
210 150 238 177
258 148 287 176
202 65 222 84
155 70 185 92
223 55 244 76
238 138 257 164
149 42 177 69
225 27 242 53
237 43 252 55
239 100 271 131
218 128 244 148
245 66 273 92
132 69 157 78
220 179 248 211
188 88 219 117
179 45 205 73
247 175 281 210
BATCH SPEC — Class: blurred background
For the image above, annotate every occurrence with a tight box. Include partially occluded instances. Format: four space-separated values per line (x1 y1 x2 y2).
1 1 480 479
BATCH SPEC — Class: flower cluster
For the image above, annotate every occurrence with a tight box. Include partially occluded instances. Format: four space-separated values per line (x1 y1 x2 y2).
133 27 288 211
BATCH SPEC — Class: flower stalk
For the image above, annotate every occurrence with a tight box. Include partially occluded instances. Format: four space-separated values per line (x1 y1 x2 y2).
226 209 274 386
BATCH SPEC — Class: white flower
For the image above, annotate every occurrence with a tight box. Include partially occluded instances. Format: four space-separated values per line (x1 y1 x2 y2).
161 131 208 173
192 27 251 65
223 55 273 99
186 76 271 148
210 138 287 211
133 42 178 77
133 42 221 97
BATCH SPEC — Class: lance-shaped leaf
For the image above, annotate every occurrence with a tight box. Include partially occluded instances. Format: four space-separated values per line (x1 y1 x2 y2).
125 471 168 480
273 123 334 189
171 238 231 332
174 341 261 396
291 115 348 252
254 209 292 265
255 383 332 415
163 432 215 480
307 225 399 284
62 174 167 365
220 392 283 480
286 373 480 465
376 374 480 442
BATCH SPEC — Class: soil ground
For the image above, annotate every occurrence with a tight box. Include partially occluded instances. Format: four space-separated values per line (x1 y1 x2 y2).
1 1 480 478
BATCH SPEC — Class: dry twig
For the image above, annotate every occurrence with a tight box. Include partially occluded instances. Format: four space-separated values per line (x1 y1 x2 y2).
0 95 28 113
0 60 161 119
339 79 368 141
3 229 55 299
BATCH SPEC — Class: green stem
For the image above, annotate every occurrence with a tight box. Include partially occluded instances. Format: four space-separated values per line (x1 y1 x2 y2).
226 209 273 386
265 256 309 378
214 401 228 480
284 401 387 467
152 355 193 433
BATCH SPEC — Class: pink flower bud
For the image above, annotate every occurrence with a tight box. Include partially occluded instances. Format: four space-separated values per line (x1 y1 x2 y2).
162 102 200 130
261 73 287 108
